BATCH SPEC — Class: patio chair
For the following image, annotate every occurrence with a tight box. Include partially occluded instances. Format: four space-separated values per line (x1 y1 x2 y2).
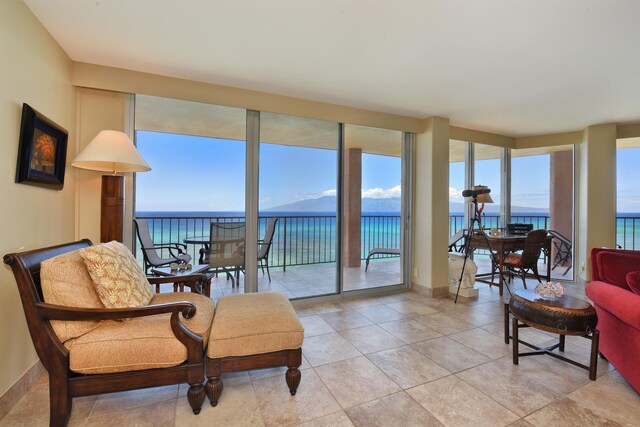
205 221 246 287
548 229 572 276
504 229 548 288
448 229 467 253
134 218 191 275
258 218 278 281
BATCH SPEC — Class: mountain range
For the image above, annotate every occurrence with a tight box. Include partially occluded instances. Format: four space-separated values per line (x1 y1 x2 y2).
266 196 549 214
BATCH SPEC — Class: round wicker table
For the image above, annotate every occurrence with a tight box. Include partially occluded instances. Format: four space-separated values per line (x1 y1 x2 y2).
504 289 599 380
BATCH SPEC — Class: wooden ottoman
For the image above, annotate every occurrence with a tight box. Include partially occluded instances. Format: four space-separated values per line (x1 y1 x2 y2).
205 293 304 406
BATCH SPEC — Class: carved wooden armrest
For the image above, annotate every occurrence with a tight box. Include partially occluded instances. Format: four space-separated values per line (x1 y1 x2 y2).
36 301 196 321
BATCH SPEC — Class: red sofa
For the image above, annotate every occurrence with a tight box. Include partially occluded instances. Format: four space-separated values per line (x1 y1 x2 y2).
585 248 640 393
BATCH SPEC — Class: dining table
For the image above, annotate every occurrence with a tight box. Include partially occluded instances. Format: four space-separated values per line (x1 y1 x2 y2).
469 232 553 296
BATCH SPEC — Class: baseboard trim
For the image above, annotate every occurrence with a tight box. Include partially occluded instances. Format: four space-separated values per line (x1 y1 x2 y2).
0 361 45 421
412 283 450 298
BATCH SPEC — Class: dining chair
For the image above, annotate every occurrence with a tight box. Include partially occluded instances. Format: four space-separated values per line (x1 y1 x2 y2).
504 229 549 288
134 218 191 275
258 218 278 281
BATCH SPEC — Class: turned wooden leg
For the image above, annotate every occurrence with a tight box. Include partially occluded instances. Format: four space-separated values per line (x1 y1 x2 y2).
187 383 206 414
205 377 223 407
286 367 301 395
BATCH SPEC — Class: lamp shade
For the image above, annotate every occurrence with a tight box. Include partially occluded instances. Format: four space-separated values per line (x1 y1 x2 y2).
473 185 494 203
71 130 150 173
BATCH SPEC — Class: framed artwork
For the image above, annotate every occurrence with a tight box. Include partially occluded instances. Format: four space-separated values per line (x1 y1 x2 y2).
15 103 68 190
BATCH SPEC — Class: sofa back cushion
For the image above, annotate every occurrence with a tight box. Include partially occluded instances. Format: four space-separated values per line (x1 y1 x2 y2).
79 241 153 308
41 250 104 342
626 271 640 295
594 250 640 290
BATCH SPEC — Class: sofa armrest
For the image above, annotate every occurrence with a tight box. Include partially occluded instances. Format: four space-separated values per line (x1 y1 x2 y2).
586 281 640 329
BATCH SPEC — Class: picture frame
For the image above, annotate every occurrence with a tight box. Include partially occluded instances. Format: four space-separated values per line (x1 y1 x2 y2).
15 103 68 190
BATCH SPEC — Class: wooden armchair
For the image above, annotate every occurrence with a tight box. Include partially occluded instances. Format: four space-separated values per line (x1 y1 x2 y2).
3 240 213 427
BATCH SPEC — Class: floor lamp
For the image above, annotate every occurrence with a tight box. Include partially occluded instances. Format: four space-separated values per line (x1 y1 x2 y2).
72 130 150 243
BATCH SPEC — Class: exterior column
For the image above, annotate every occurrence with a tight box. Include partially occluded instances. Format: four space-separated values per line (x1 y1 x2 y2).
577 124 617 282
413 117 450 297
549 150 573 265
343 148 362 268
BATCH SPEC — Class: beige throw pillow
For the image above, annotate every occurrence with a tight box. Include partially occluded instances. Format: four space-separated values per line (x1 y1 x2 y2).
79 241 153 308
41 250 104 343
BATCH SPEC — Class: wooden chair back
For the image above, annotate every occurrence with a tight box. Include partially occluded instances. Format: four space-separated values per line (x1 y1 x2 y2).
3 240 92 372
520 229 548 267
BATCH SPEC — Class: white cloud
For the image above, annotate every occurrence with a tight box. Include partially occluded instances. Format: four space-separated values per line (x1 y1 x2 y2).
362 185 401 199
449 187 464 200
295 189 336 201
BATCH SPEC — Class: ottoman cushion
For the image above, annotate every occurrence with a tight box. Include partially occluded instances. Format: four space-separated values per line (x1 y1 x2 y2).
207 293 304 358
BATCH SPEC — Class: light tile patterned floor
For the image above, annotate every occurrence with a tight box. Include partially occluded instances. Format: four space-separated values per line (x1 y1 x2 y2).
2 281 639 426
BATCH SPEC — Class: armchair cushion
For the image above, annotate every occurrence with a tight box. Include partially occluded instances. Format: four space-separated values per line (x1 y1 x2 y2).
65 292 215 374
79 241 153 308
41 250 104 342
626 271 640 295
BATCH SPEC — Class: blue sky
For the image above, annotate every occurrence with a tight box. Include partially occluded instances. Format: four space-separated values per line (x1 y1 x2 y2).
617 147 640 213
451 148 640 213
135 131 401 212
136 131 640 213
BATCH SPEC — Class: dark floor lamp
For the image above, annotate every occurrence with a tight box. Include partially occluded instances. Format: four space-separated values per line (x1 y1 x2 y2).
72 130 150 243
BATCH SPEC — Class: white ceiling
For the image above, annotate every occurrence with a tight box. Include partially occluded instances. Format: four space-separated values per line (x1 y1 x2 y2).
24 0 640 137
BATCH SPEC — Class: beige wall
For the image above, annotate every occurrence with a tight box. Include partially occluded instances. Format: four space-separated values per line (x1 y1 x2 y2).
72 62 423 134
413 117 450 296
0 0 76 395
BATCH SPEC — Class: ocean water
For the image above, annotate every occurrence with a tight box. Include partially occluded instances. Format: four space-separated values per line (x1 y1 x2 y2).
135 211 640 268
135 211 402 267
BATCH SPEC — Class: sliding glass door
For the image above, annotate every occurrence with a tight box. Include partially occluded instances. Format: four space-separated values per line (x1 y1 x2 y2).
258 112 339 298
134 95 246 298
343 124 404 291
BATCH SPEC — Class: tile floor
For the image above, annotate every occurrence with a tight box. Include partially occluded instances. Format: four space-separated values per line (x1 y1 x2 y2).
2 281 639 426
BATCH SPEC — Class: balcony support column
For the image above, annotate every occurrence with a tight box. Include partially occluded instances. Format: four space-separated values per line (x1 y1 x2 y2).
343 148 362 268
550 150 573 266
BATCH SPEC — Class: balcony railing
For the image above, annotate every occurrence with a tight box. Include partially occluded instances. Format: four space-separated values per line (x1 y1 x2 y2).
135 213 639 271
135 214 401 271
449 214 550 235
617 216 640 250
